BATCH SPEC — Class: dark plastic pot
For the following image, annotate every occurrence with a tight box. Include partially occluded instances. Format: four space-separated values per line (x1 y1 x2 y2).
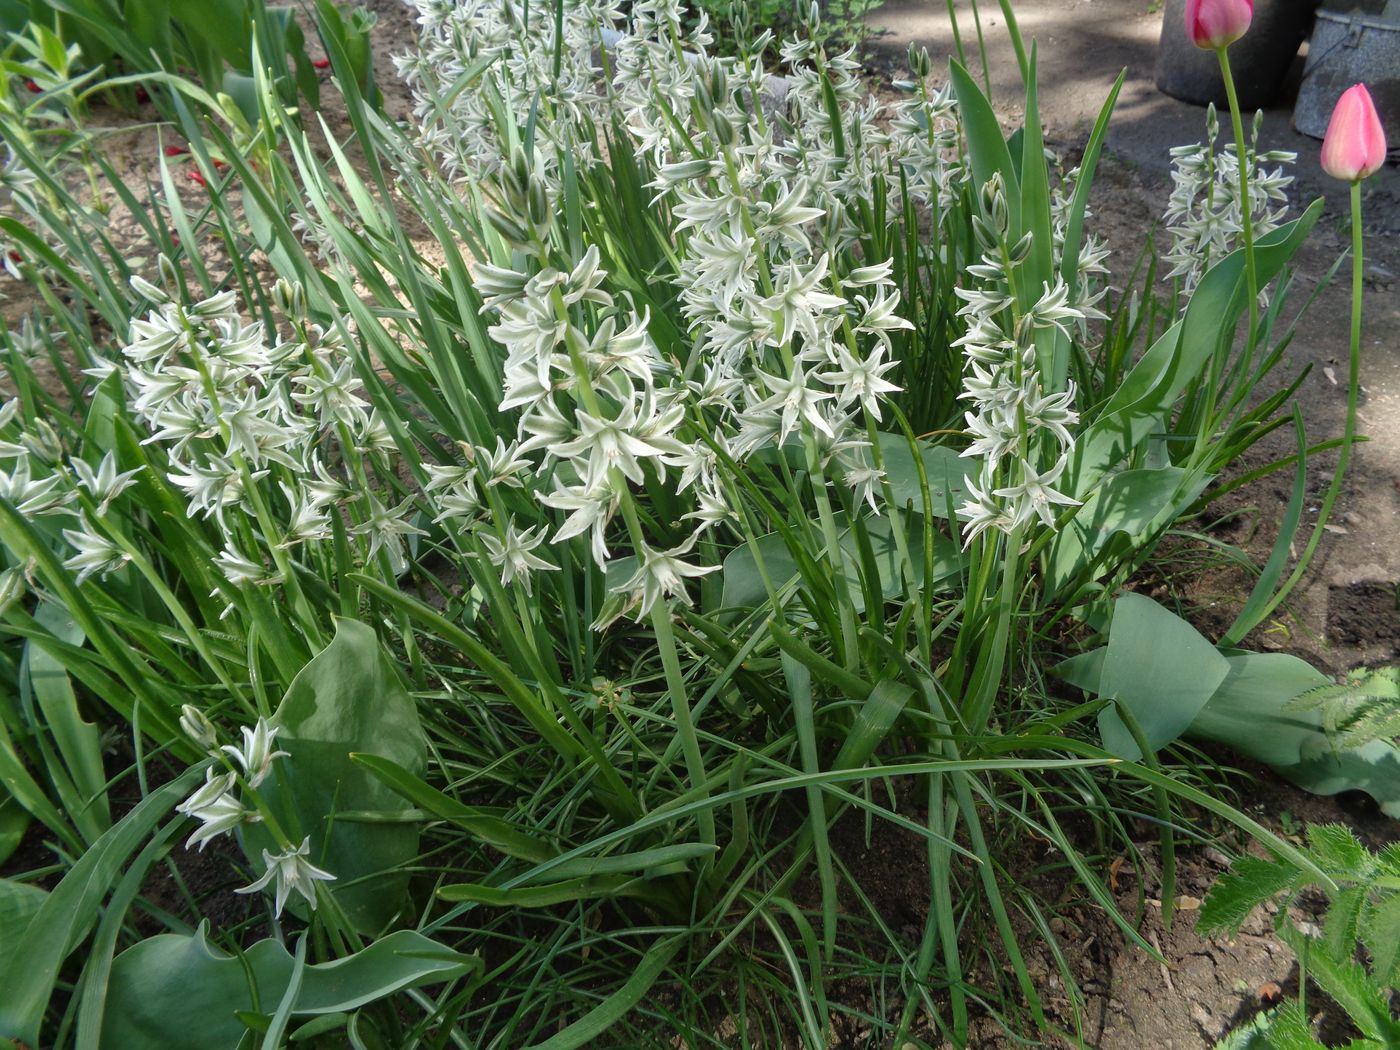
1156 0 1324 109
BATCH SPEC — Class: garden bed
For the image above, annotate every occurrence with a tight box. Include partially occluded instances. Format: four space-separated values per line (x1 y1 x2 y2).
2 0 1397 1046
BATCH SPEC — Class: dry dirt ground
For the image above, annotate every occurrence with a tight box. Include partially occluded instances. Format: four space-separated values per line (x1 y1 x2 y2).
2 0 1397 1047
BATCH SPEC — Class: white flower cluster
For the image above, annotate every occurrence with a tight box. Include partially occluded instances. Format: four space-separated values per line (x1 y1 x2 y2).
395 0 971 619
396 0 625 185
0 394 152 581
0 147 40 282
91 276 420 588
175 708 335 918
954 176 1084 546
1164 106 1294 296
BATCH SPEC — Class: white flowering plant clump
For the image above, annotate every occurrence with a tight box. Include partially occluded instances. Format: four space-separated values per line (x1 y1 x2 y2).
0 0 1355 1046
1164 105 1296 298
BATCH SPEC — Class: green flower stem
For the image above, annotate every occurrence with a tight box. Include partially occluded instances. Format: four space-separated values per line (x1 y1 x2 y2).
614 487 715 850
966 522 1024 734
554 289 712 844
1216 47 1260 358
1252 180 1365 626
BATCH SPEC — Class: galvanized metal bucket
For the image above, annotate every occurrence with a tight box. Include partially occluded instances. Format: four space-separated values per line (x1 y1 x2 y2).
1294 9 1400 145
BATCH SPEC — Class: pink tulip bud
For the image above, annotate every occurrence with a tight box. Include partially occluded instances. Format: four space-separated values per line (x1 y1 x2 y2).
1320 84 1387 182
1184 0 1253 50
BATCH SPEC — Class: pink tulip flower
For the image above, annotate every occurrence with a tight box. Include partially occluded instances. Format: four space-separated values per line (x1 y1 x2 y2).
1184 0 1253 50
1321 84 1387 182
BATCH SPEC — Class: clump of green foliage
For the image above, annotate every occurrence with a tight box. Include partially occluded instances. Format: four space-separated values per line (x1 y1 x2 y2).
0 0 1390 1046
0 0 376 115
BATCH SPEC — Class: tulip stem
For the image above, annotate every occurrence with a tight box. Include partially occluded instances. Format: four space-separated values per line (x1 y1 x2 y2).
1249 181 1364 628
1216 47 1260 363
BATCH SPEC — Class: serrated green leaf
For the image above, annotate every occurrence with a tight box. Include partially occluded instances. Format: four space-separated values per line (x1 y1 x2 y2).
1323 884 1367 963
1199 855 1298 936
1261 1001 1328 1050
1360 891 1400 989
1305 824 1370 878
1277 926 1400 1042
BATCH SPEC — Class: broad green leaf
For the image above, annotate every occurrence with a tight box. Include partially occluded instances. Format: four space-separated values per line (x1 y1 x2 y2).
0 878 47 946
1096 592 1229 759
1062 643 1400 815
100 925 479 1050
246 620 425 934
1285 739 1400 820
1189 653 1331 766
876 432 970 516
1188 656 1400 818
1046 466 1211 593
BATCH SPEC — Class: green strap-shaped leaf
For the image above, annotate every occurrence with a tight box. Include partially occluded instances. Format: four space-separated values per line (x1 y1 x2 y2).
1072 201 1324 493
524 935 684 1050
351 752 555 864
948 59 1020 234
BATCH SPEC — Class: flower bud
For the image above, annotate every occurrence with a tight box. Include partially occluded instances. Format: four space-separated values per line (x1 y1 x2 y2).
274 278 307 320
1320 84 1387 183
180 704 219 749
710 111 735 147
0 566 25 614
527 177 552 230
158 253 179 289
908 45 931 79
129 274 169 303
22 418 62 462
693 79 714 117
484 206 529 247
1184 0 1252 50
